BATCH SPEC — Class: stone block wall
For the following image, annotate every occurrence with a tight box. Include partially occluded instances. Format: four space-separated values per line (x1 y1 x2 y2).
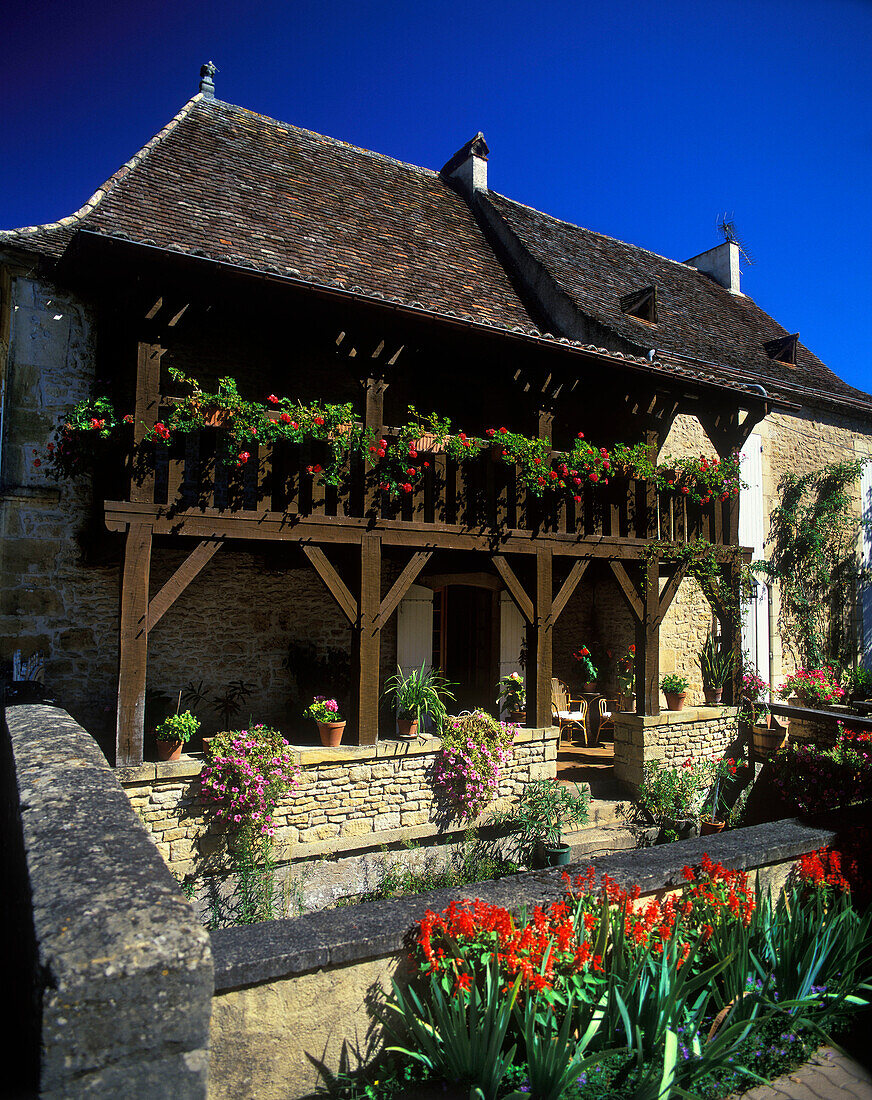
613 706 740 790
120 725 559 910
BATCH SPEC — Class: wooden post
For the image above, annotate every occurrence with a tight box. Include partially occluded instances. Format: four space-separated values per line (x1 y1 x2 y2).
362 375 387 515
116 522 153 766
724 563 743 705
350 533 382 745
526 546 554 727
131 342 164 504
635 554 661 717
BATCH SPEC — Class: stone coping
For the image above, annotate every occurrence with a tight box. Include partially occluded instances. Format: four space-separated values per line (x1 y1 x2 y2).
3 703 214 1096
209 816 833 994
616 705 739 729
117 724 558 783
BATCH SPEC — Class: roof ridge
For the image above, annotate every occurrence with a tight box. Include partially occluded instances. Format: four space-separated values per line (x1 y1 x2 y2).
0 93 205 240
490 189 718 277
213 99 441 180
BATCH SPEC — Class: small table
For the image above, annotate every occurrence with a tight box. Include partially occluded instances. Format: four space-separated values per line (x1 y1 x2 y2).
578 691 603 747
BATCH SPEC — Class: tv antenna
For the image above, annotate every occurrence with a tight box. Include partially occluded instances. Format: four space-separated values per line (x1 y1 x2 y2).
718 212 755 267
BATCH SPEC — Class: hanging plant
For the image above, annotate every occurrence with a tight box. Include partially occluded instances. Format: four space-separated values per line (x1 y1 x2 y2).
655 451 743 505
42 395 132 479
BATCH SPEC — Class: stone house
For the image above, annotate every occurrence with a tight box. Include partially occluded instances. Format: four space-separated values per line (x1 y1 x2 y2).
2 68 871 772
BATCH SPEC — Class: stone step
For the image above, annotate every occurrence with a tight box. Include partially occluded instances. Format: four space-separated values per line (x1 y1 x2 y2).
561 824 639 859
585 797 626 828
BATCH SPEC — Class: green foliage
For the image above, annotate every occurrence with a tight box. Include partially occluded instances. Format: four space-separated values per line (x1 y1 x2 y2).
154 709 200 742
698 634 734 689
842 665 872 702
633 758 708 825
659 674 689 694
387 961 520 1099
753 459 866 668
383 664 455 731
492 778 589 862
496 672 526 712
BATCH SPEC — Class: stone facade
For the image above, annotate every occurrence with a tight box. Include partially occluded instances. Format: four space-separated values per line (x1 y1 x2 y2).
120 725 558 910
613 706 741 790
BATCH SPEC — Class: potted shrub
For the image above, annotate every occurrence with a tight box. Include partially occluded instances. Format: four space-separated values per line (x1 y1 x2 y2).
698 634 733 704
303 696 346 746
632 758 705 842
699 755 741 834
496 671 526 724
154 710 200 761
383 664 455 738
495 779 589 867
660 673 689 711
572 645 598 693
615 644 636 712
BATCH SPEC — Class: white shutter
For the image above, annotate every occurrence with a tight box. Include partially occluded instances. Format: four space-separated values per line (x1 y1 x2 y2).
739 434 769 677
860 462 872 668
499 591 525 717
396 584 434 678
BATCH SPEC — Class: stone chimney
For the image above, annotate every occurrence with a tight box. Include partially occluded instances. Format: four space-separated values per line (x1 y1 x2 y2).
684 241 742 295
440 133 489 196
199 61 217 99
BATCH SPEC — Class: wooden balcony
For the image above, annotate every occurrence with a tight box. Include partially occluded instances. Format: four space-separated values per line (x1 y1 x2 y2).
105 429 738 551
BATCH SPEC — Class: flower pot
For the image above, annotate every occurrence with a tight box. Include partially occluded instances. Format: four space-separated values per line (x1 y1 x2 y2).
544 843 572 866
397 717 419 739
751 722 787 757
156 739 183 762
700 818 726 836
664 691 687 712
317 720 346 747
509 709 526 725
659 817 697 843
581 682 597 694
703 687 723 705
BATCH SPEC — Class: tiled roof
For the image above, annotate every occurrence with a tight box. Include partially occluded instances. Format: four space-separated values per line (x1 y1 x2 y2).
1 94 869 412
487 193 871 409
0 96 537 334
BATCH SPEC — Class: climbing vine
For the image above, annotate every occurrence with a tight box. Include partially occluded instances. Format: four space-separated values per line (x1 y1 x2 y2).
752 459 867 670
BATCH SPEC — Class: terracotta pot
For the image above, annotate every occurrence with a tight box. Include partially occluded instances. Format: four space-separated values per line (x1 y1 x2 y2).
752 722 787 757
397 717 419 739
703 687 723 705
156 738 183 762
509 709 526 725
664 691 687 712
411 431 444 454
581 682 597 694
700 818 726 836
317 720 346 747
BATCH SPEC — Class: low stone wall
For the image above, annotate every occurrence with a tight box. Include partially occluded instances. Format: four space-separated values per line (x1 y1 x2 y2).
119 726 559 910
208 817 835 1100
614 706 740 790
2 704 213 1099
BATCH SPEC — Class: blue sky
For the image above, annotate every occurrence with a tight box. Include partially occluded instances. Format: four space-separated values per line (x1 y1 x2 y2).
3 0 872 393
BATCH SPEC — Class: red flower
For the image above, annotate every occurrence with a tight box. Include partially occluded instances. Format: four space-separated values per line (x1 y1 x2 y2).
33 458 41 467
267 394 279 404
237 451 251 465
153 422 171 441
589 472 599 482
486 428 496 437
577 432 585 439
313 416 325 426
280 412 292 424
681 486 690 494
402 482 412 493
499 426 508 434
406 468 416 476
123 414 134 424
574 494 582 503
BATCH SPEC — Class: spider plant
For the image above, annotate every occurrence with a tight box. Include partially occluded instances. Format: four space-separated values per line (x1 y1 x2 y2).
699 634 734 689
383 664 455 734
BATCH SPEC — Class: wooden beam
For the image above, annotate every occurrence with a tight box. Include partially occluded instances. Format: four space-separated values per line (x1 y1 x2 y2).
636 554 661 717
147 538 223 631
350 534 382 746
551 558 589 622
492 555 534 623
609 561 645 623
527 546 554 728
301 544 358 625
131 342 164 504
656 560 689 625
376 550 433 629
116 522 153 767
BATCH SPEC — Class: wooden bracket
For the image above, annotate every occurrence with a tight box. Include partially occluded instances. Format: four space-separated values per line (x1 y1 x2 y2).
147 538 223 631
492 555 534 623
302 544 359 625
609 561 645 623
375 550 433 629
552 559 589 622
657 560 689 625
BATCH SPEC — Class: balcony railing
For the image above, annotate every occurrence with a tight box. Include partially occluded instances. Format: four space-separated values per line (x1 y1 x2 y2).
138 431 736 546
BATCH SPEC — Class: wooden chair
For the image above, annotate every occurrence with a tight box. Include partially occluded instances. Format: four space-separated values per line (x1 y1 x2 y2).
551 678 588 743
592 696 617 746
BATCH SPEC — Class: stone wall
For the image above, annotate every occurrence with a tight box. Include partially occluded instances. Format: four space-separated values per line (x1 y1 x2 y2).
2 703 213 1098
120 725 559 911
613 705 740 790
207 816 835 1100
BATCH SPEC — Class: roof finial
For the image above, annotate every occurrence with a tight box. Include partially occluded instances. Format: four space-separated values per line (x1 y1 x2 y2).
199 61 218 98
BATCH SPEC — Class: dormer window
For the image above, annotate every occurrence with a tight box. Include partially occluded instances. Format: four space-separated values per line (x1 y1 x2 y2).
620 285 658 324
763 333 798 366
